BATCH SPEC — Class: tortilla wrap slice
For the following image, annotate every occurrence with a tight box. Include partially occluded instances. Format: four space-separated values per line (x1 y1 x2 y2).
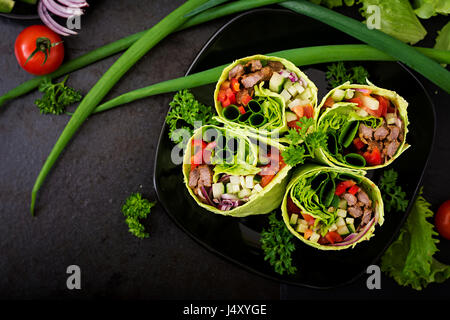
214 54 318 138
281 164 384 250
183 125 292 217
315 81 409 170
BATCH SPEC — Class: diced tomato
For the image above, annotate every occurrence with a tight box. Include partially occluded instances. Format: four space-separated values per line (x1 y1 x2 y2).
221 98 231 108
220 80 230 90
231 78 240 92
190 151 203 169
260 174 275 188
374 95 389 118
303 104 314 118
238 106 246 114
335 180 356 196
241 94 252 106
301 213 315 226
192 140 207 154
324 96 335 108
318 236 329 245
347 96 363 108
347 185 360 195
217 90 227 102
304 229 313 240
288 120 301 131
325 231 343 244
363 146 382 166
353 137 365 150
225 88 236 105
287 197 302 214
291 104 304 118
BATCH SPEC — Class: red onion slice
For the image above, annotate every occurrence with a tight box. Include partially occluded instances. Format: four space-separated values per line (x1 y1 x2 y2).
57 0 89 8
38 1 77 36
329 217 376 247
354 88 371 94
200 186 215 207
43 0 83 18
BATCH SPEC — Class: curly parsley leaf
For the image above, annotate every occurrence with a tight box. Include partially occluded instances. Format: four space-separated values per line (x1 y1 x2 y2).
381 188 450 290
379 169 408 212
166 89 218 146
282 116 327 167
325 62 370 88
260 212 297 275
35 76 82 115
121 193 156 239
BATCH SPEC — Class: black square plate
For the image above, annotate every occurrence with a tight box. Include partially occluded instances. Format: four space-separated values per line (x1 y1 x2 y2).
154 8 435 288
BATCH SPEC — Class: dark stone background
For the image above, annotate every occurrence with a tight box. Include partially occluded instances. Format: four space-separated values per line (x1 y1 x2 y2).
0 0 448 300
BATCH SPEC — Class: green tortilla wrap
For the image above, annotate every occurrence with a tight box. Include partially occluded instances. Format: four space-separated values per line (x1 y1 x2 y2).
281 164 384 250
183 125 292 217
315 81 409 170
214 54 318 138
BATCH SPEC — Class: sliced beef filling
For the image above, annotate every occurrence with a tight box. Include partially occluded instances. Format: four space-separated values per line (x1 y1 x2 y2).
341 188 374 230
189 165 213 204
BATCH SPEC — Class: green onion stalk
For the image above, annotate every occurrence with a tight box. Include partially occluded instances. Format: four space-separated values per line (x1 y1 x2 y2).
92 45 450 114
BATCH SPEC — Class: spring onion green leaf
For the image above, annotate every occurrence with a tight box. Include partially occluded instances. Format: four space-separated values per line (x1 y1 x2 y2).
381 188 450 290
280 0 450 93
35 76 82 115
122 193 156 239
260 211 297 275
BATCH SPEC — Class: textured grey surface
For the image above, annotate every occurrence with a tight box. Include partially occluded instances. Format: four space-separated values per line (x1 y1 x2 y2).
0 0 279 299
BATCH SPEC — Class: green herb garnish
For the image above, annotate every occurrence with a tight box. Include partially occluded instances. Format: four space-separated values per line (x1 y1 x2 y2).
381 188 450 290
166 89 218 145
34 76 82 115
281 116 327 167
121 193 156 239
260 212 297 275
325 61 370 88
379 169 408 212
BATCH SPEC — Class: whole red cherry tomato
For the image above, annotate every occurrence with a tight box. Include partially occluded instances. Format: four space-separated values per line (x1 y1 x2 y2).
435 200 450 240
15 25 64 76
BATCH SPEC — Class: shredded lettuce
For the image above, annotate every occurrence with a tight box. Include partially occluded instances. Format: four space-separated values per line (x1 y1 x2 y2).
413 0 450 19
381 188 450 290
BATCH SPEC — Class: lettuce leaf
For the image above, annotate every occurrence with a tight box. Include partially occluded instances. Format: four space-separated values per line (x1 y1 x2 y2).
359 0 427 44
413 0 450 19
435 21 450 51
381 189 450 290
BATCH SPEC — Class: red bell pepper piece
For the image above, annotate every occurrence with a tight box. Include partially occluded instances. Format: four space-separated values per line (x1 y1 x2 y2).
335 180 356 196
231 78 240 92
353 137 365 150
241 94 252 106
301 213 315 226
324 96 335 108
303 104 314 118
325 231 343 244
347 185 360 195
238 106 246 114
363 146 382 166
374 95 389 118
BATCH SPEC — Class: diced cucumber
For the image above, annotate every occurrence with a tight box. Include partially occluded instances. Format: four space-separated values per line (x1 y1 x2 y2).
287 84 298 97
386 113 396 125
269 72 286 93
345 217 354 225
357 108 369 117
289 213 299 225
298 219 308 226
288 98 309 110
212 183 224 199
283 80 293 90
337 224 350 236
296 223 308 233
0 0 14 13
328 223 338 232
310 232 320 243
293 82 305 95
362 95 379 110
240 176 246 188
331 89 346 102
245 175 254 189
336 209 347 218
230 175 240 185
285 111 298 123
238 188 251 199
338 199 347 209
226 183 240 194
280 89 291 103
298 87 313 101
347 223 356 233
345 89 355 99
253 184 263 193
336 217 346 227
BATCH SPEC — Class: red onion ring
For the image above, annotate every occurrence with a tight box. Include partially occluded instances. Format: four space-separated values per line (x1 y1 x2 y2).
329 217 376 247
57 0 89 8
38 1 77 36
43 0 83 18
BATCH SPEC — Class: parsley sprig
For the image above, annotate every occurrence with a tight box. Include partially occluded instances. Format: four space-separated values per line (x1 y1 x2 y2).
281 117 328 167
121 193 156 239
166 89 218 145
260 212 297 275
379 169 408 212
325 62 370 88
35 76 82 115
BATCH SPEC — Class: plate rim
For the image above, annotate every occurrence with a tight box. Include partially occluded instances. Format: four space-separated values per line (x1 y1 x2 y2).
153 7 437 289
